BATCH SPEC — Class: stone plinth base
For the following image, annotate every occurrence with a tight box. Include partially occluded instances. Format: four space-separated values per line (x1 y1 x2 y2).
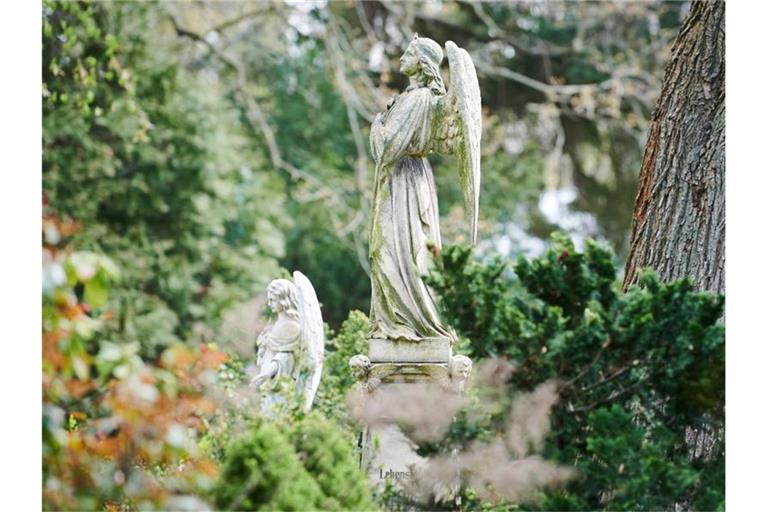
358 381 463 504
361 423 426 486
368 337 451 363
368 361 450 384
349 343 472 502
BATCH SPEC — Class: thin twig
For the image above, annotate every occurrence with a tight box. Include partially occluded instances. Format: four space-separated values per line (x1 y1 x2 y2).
578 366 630 394
166 12 356 217
560 337 612 391
209 8 269 34
570 380 644 414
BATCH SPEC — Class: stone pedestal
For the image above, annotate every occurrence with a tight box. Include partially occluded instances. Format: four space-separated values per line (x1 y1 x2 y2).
357 355 449 488
361 415 426 485
349 340 472 498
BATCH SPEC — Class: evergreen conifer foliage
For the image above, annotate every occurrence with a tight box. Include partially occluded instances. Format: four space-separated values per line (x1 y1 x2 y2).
428 237 724 510
287 413 376 511
213 414 374 511
212 420 326 511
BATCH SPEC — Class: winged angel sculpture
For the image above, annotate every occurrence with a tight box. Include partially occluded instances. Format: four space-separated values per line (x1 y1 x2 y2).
249 271 324 413
368 35 481 344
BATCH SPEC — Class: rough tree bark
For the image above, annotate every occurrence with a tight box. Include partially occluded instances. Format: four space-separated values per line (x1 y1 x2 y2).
623 1 724 294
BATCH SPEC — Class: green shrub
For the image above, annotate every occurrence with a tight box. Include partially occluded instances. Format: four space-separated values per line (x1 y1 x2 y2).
288 413 376 511
427 236 724 510
212 420 326 511
213 413 375 511
314 310 371 425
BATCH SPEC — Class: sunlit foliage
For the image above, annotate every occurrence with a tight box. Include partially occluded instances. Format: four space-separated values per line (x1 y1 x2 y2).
41 1 721 510
43 1 286 358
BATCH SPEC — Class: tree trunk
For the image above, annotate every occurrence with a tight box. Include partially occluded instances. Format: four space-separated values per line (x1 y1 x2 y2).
623 1 724 294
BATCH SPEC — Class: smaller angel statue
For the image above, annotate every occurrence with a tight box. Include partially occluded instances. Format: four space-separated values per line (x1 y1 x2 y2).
250 271 324 414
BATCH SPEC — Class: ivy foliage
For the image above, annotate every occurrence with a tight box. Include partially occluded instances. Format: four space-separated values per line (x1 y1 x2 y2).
314 310 370 417
428 235 724 510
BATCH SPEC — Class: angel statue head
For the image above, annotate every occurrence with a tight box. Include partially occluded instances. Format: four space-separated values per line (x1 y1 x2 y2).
401 34 446 95
266 278 300 320
349 354 372 382
450 354 473 393
451 354 472 381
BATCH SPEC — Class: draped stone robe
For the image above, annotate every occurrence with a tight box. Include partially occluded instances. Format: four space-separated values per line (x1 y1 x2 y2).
255 316 301 386
368 85 455 343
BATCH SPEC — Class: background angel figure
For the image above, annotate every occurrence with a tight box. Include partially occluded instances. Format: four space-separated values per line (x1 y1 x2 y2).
368 34 481 344
250 271 324 414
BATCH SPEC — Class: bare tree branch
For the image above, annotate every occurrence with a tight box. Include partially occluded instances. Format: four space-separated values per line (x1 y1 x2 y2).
166 12 360 242
560 337 612 391
475 60 614 97
355 0 378 44
209 8 270 34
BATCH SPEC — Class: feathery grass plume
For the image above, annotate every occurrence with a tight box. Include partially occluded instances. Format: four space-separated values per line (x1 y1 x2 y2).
348 359 574 506
506 380 559 458
407 380 573 505
347 382 465 442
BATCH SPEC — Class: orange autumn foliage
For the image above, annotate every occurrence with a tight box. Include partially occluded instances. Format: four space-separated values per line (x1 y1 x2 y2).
43 212 226 510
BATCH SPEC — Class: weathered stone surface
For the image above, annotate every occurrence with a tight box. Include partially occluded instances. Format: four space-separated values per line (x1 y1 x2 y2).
367 34 481 345
368 337 451 363
353 34 480 385
351 35 482 501
362 424 426 485
249 271 324 414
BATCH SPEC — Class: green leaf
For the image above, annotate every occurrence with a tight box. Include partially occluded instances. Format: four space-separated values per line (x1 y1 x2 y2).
84 277 108 308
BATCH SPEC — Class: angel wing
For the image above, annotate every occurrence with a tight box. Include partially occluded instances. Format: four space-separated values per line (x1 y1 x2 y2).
432 41 482 245
292 271 324 413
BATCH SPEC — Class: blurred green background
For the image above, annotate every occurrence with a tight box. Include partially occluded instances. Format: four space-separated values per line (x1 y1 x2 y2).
43 0 686 354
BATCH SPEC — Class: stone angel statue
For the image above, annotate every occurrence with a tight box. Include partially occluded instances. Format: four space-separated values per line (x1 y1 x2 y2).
249 271 325 413
368 34 481 344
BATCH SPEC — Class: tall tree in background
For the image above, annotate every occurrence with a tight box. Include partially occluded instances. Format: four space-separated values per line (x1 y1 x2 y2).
624 1 725 294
